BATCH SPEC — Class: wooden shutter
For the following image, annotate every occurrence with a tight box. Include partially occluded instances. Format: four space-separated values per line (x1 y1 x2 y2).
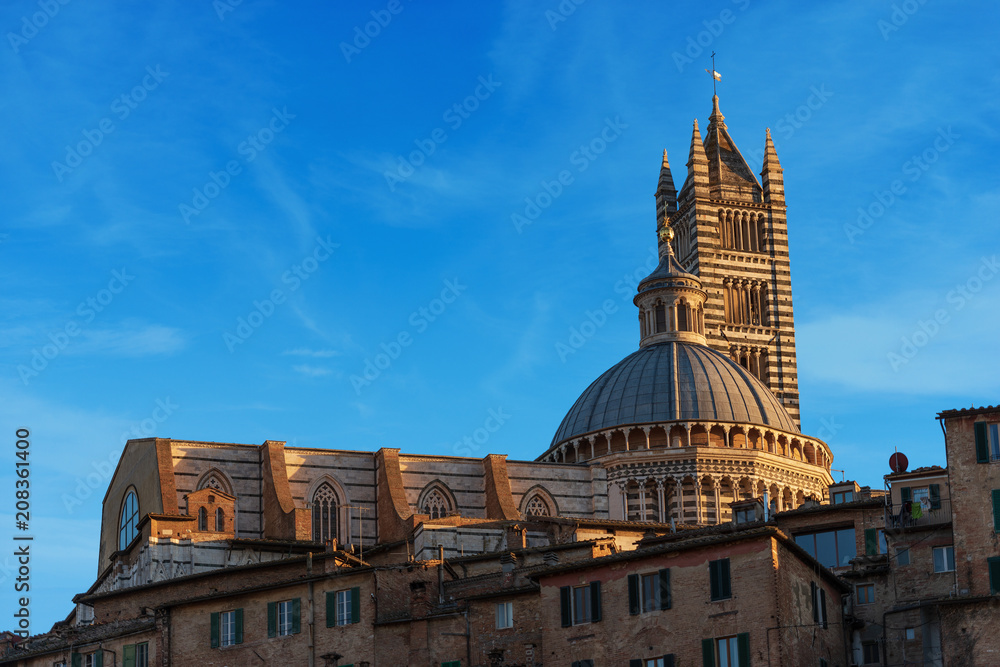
292 597 301 634
710 560 720 600
737 632 750 665
993 490 1000 532
210 611 220 648
628 574 640 615
864 529 877 556
929 484 941 510
820 588 828 629
560 586 572 627
95 652 104 667
629 660 642 667
720 559 731 599
123 645 136 667
659 568 672 610
975 422 989 463
900 487 911 503
234 608 244 644
590 580 602 622
702 638 716 667
663 654 675 667
326 591 336 627
811 582 819 622
267 601 276 637
351 587 361 624
71 654 82 667
989 556 1000 595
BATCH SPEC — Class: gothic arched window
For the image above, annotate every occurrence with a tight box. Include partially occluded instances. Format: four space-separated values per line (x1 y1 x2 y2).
118 491 139 551
525 495 550 517
422 489 449 519
312 483 338 544
198 507 207 531
215 508 225 531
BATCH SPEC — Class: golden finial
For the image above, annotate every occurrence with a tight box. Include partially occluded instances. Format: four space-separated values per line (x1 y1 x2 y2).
658 224 674 244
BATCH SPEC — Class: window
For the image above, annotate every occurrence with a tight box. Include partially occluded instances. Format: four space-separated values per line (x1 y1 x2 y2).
216 508 225 531
570 662 594 667
198 507 207 531
422 488 450 519
905 627 916 640
856 583 875 605
629 657 675 667
864 528 887 555
933 546 955 572
122 643 148 667
704 633 750 667
811 582 827 629
312 483 339 543
896 547 910 566
794 528 856 568
210 609 243 648
710 558 732 601
974 422 1000 463
734 508 755 524
326 587 360 627
832 490 854 504
992 489 1000 532
496 602 513 629
560 581 602 626
525 495 550 517
629 569 671 614
862 641 879 664
85 654 100 667
989 556 1000 595
268 599 300 637
118 491 139 551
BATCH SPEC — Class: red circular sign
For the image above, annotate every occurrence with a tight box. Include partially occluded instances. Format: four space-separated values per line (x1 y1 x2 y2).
889 452 909 473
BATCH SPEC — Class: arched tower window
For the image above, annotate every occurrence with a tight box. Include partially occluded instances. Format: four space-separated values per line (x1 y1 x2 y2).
118 490 139 551
215 508 225 531
198 506 207 531
422 489 450 519
312 483 339 544
655 303 666 333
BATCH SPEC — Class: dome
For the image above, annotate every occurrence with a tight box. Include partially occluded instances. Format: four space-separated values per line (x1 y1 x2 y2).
550 341 798 448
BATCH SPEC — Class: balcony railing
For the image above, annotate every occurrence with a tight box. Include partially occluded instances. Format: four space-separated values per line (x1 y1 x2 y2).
884 497 952 530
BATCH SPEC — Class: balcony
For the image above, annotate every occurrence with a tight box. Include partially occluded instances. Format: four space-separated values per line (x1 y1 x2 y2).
884 497 952 530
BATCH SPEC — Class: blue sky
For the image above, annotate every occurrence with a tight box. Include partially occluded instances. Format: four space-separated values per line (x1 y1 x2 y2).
1 0 998 632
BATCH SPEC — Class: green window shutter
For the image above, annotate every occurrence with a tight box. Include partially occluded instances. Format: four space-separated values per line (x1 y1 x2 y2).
992 490 1000 532
721 559 732 599
72 654 82 667
989 557 1000 595
267 601 276 638
629 660 642 667
900 487 911 503
351 587 361 624
702 638 716 667
660 568 672 610
820 588 828 629
929 484 941 510
710 560 720 600
664 655 676 667
590 580 602 622
234 608 244 644
292 597 301 634
811 582 819 622
820 659 828 667
559 586 572 627
326 591 336 627
628 574 640 615
123 644 136 667
737 632 751 665
864 528 878 556
210 611 220 648
976 422 989 463
95 652 104 667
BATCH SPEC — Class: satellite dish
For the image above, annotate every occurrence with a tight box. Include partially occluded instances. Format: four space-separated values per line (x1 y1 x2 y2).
889 452 909 473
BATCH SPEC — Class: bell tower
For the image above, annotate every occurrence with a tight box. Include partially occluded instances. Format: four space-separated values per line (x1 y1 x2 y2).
654 95 801 427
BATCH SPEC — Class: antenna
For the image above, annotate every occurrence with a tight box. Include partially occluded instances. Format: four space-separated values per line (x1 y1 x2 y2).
711 51 717 96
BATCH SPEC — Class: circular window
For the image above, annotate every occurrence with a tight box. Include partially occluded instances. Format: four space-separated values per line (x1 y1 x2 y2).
118 491 139 551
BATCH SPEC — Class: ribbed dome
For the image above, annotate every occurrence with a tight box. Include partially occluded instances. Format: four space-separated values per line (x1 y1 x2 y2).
550 341 798 448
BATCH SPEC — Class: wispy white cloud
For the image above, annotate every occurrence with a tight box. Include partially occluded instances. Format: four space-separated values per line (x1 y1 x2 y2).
292 364 333 377
282 347 340 357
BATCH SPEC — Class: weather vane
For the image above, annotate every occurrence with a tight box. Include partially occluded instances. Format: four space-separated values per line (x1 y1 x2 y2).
704 51 721 96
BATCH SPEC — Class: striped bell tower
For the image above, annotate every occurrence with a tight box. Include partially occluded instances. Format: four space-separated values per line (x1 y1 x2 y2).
655 95 800 427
